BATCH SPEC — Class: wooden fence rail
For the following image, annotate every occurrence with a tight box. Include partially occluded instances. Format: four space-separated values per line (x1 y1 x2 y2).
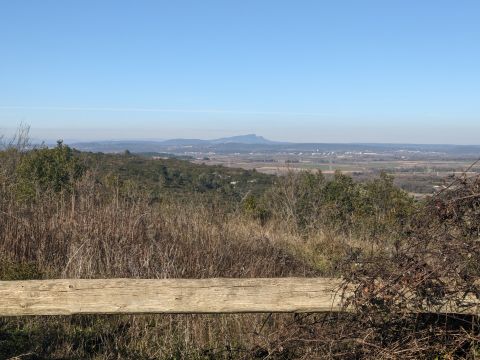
2 278 480 317
0 278 343 316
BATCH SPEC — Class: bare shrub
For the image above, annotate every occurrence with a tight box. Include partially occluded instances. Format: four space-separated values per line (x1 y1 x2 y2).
341 172 480 358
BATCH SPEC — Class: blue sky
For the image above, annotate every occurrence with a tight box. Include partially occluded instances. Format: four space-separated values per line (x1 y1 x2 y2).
1 0 479 143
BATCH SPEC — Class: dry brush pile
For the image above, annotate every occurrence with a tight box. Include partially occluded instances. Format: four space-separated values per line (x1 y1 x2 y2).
340 172 480 359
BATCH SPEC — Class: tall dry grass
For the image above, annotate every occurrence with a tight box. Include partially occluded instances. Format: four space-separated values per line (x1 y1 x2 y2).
1 171 317 279
1 168 338 359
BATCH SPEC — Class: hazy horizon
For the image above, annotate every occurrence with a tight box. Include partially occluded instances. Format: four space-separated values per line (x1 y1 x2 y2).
3 126 480 147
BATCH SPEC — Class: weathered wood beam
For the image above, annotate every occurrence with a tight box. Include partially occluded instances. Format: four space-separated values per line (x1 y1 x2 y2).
0 278 344 316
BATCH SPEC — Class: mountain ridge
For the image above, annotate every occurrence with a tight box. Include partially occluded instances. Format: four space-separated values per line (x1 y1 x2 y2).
71 134 281 148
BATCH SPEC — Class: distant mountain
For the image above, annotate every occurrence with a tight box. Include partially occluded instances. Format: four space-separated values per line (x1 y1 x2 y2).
211 134 278 145
70 134 279 152
160 134 278 146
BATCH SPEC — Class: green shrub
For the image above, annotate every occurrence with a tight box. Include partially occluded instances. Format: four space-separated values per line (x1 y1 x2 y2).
242 194 270 225
15 141 85 201
0 260 44 280
264 170 415 239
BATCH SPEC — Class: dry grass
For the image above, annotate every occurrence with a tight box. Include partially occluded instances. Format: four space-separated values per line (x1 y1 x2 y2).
1 170 337 359
1 174 316 280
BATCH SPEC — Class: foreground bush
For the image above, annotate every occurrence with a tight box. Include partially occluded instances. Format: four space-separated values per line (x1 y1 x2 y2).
341 173 480 359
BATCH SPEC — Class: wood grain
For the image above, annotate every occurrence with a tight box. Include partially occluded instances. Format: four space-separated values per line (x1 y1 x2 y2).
0 278 345 316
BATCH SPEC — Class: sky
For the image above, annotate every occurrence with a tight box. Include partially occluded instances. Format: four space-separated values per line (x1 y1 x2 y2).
1 0 479 144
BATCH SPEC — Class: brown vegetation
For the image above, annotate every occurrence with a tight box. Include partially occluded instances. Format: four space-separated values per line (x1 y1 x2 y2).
0 136 324 359
340 171 480 359
1 129 480 359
